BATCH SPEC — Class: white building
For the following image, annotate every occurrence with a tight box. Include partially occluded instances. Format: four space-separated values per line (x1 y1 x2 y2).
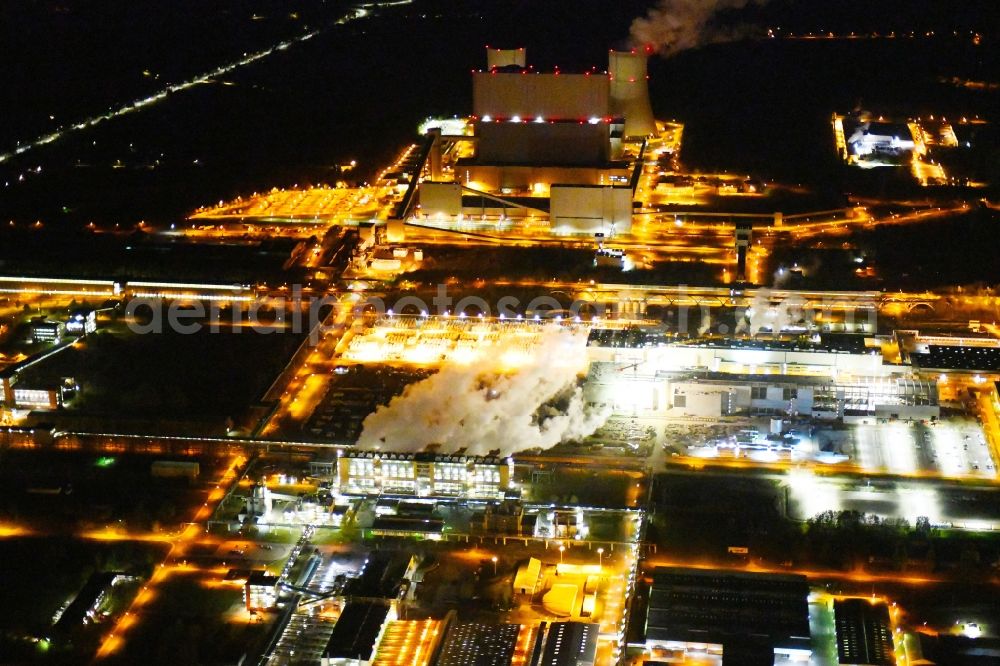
336 451 512 499
848 122 915 157
585 332 940 422
415 48 655 237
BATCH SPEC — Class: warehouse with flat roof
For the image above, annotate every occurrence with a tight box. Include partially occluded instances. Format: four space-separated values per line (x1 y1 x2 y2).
436 622 522 666
536 621 599 666
640 567 812 664
834 598 893 666
321 600 392 665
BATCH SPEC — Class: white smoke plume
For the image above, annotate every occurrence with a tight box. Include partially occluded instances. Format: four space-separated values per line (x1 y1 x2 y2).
697 310 712 336
357 326 611 455
736 290 807 337
629 0 764 57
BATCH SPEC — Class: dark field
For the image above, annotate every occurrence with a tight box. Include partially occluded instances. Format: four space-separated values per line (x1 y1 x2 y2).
0 450 230 531
18 325 306 434
650 470 1000 577
3 0 995 228
0 537 166 663
101 576 268 666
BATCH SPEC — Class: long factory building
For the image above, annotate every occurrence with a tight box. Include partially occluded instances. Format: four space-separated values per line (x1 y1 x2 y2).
585 331 941 422
334 450 512 500
637 567 812 665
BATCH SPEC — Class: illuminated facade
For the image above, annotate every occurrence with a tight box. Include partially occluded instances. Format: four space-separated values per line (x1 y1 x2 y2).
472 71 611 126
369 619 445 666
126 280 256 302
608 50 657 138
337 451 511 499
1 372 75 411
245 571 279 611
53 572 130 633
586 332 940 421
588 363 939 422
848 121 915 157
417 47 658 236
28 320 65 343
12 387 60 409
660 374 939 421
66 309 98 335
471 49 654 139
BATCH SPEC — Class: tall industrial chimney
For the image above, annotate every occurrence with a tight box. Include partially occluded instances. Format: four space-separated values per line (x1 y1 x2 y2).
486 46 526 69
427 127 443 180
608 51 656 138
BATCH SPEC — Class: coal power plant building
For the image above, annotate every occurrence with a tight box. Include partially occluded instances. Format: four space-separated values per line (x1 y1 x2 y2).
418 48 657 236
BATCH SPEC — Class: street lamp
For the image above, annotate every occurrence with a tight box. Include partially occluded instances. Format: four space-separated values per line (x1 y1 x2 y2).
558 545 565 565
597 547 604 569
491 556 498 576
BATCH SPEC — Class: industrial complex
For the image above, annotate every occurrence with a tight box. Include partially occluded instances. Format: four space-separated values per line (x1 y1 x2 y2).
3 3 1000 666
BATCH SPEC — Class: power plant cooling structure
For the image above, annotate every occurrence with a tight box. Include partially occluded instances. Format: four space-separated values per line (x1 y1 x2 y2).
609 50 657 139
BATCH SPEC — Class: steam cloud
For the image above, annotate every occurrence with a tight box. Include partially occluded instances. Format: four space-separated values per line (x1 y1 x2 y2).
697 310 713 336
358 327 611 455
736 290 807 337
629 0 764 57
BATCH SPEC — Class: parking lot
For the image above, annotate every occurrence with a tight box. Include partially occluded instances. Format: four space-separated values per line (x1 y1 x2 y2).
665 416 997 480
846 421 995 478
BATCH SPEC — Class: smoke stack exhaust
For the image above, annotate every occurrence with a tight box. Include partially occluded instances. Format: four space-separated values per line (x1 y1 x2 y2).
608 50 656 139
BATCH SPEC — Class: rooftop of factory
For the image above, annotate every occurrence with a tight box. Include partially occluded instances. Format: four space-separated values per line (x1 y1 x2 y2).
53 571 126 634
341 450 509 466
538 622 599 666
436 622 522 666
690 334 871 354
673 370 935 391
477 66 612 76
861 122 913 138
587 329 870 354
910 345 1000 371
343 551 409 599
321 600 391 661
644 567 811 651
370 516 445 534
586 328 675 348
246 571 279 587
914 632 1000 666
455 157 632 169
833 598 894 666
469 115 625 124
